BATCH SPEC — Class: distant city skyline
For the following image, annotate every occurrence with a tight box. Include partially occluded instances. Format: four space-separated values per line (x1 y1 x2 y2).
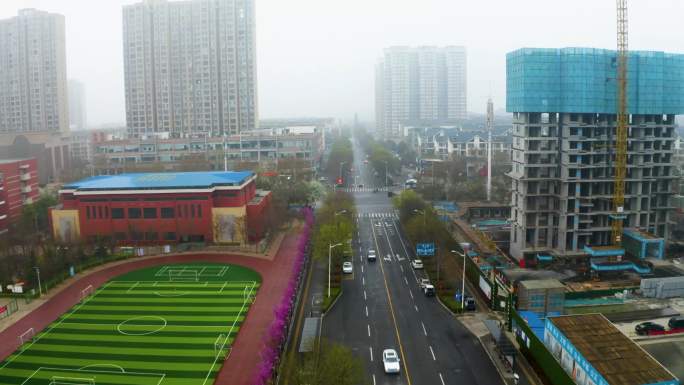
0 0 683 126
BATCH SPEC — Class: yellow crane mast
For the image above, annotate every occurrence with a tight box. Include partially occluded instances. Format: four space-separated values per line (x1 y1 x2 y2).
611 0 629 245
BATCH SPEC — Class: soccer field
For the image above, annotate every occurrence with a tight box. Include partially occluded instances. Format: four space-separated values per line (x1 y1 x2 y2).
0 262 261 385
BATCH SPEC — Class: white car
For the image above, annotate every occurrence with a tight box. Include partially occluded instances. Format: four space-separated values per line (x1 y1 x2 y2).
382 349 401 374
342 262 353 274
419 278 431 289
367 249 377 262
411 259 424 269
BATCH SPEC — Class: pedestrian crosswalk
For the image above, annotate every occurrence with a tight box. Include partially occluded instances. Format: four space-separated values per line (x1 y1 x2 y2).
338 186 391 193
356 211 399 219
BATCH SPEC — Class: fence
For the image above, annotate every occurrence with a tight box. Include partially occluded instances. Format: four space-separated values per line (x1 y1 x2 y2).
0 298 18 320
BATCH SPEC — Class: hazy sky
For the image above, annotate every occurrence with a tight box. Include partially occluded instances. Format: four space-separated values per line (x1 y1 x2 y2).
1 0 683 126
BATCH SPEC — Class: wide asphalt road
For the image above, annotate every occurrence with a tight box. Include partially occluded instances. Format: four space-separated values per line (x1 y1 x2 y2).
321 136 504 385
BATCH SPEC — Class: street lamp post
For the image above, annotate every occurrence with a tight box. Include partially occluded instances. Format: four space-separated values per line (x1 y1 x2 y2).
383 160 388 189
451 249 467 310
338 161 347 186
328 242 343 297
33 266 42 297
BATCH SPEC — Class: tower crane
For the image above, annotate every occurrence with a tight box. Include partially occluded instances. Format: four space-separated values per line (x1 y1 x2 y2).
611 0 629 245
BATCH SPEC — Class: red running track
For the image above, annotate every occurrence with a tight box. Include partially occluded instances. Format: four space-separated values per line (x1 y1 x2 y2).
0 233 301 385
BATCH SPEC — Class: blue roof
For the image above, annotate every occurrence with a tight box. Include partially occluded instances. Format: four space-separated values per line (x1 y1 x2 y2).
507 47 684 114
64 171 254 191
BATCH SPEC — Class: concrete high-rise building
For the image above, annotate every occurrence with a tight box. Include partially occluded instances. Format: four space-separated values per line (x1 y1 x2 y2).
123 0 258 139
375 46 466 140
0 9 71 184
68 79 87 131
0 9 68 134
507 48 684 265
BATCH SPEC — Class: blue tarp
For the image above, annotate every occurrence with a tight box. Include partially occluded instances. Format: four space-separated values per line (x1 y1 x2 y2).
433 201 458 213
536 254 553 262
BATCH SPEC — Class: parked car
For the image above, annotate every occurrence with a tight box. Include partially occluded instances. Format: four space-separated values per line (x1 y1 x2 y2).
368 249 377 262
635 321 665 335
464 296 476 311
382 349 401 374
423 284 435 297
342 262 353 274
668 316 684 330
411 259 424 269
419 278 431 289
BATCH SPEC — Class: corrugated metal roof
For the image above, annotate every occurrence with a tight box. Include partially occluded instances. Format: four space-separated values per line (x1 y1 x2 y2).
63 171 254 191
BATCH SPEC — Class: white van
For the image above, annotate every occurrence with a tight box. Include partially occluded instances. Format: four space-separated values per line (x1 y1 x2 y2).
368 249 377 262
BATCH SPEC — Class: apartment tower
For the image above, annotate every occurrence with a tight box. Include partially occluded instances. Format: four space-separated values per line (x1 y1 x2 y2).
507 48 684 264
375 46 467 140
123 0 258 138
0 9 68 134
68 79 87 130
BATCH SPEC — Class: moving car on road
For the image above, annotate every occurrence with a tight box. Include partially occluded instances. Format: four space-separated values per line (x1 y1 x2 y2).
419 278 431 289
382 349 401 374
465 296 476 311
411 259 423 269
423 284 435 296
635 321 665 335
342 262 353 274
367 249 377 262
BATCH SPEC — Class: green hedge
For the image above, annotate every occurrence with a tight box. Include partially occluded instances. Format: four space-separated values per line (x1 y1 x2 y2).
564 287 639 300
511 309 574 385
322 287 341 313
438 293 463 314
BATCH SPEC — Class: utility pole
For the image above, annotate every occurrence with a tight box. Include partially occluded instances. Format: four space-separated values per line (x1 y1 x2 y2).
223 132 228 171
328 242 343 297
486 98 494 201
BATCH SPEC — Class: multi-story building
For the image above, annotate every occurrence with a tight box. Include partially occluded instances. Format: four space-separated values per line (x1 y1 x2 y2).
0 9 71 184
122 0 258 138
0 158 40 234
68 79 87 131
50 171 271 245
409 127 511 159
0 9 69 135
507 48 684 264
91 128 324 175
375 46 467 140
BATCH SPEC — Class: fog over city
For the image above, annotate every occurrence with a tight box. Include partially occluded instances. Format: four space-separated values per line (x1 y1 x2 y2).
1 0 682 125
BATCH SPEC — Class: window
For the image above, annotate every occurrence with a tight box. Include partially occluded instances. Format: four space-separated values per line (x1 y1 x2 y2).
86 206 91 220
98 206 103 219
145 232 158 241
111 208 124 219
164 232 176 241
191 205 195 218
161 207 174 218
131 231 143 241
105 206 109 218
128 208 142 219
143 208 157 219
197 205 202 218
114 232 126 241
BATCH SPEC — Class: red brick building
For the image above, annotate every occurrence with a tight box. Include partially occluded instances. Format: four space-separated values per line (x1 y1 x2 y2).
50 171 271 245
0 158 40 234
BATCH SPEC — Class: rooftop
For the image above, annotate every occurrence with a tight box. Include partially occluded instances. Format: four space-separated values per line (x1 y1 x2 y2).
548 314 677 385
0 158 34 165
519 279 565 290
63 171 254 191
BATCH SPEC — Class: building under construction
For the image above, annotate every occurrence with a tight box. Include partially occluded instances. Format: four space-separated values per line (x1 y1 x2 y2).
507 48 684 266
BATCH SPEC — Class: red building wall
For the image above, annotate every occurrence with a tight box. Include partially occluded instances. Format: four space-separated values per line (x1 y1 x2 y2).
59 179 268 245
0 158 39 233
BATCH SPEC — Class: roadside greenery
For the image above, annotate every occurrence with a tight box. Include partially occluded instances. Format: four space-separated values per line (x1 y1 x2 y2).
283 339 368 385
325 136 353 181
355 129 400 185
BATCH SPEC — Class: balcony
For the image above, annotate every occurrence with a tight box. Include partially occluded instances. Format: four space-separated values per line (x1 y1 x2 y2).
0 214 6 221
0 201 5 205
21 185 32 193
23 197 33 204
20 173 30 181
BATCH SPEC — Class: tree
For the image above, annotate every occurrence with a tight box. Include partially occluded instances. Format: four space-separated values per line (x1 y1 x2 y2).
285 340 368 385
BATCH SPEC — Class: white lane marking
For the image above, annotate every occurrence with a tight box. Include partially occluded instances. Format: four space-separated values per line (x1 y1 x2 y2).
414 305 419 312
364 290 367 300
367 324 371 337
400 265 404 273
409 290 414 300
365 305 369 317
404 276 409 285
429 346 436 361
439 373 445 385
422 322 427 336
373 374 377 385
362 265 364 274
369 347 374 362
363 277 366 286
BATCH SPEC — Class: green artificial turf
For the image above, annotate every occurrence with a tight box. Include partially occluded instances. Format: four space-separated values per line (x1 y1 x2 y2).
0 262 261 385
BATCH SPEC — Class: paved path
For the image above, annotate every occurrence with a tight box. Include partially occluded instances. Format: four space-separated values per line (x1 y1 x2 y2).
0 232 301 385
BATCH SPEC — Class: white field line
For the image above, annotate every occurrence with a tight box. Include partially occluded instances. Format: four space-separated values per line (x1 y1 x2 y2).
1 281 114 371
126 282 140 293
201 281 256 385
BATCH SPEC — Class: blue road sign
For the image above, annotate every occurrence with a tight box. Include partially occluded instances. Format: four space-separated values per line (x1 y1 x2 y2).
416 243 435 256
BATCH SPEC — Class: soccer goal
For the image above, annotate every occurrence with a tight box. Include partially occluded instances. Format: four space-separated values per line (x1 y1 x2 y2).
214 334 230 359
49 376 95 385
18 327 35 347
168 269 199 282
80 285 94 302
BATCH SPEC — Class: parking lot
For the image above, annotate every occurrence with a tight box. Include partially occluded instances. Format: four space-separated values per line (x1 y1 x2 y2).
641 339 684 380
